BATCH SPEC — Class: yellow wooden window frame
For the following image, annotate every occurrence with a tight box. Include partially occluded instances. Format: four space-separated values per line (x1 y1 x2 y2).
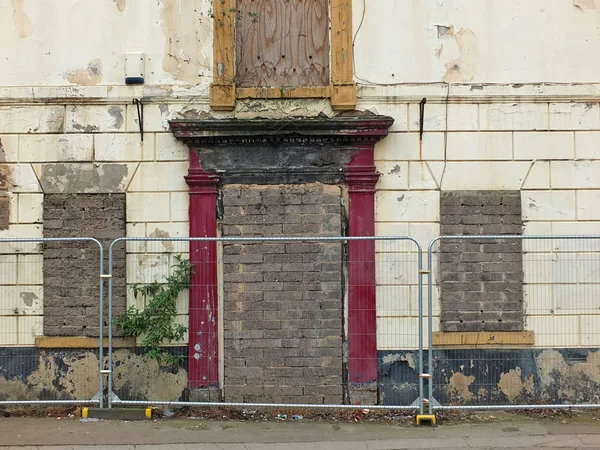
210 0 356 111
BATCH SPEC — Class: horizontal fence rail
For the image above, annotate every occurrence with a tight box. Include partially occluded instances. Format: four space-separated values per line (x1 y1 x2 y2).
0 237 104 407
426 235 600 413
107 236 425 411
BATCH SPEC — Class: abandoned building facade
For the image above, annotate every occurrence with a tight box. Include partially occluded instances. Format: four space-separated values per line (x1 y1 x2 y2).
1 0 600 406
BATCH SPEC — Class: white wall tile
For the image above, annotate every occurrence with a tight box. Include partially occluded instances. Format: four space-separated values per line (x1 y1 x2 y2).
514 132 574 160
441 162 530 190
126 193 171 222
551 161 600 188
480 103 548 131
575 131 600 159
446 132 512 160
577 190 600 220
19 134 93 162
550 103 600 130
376 191 439 222
522 190 576 221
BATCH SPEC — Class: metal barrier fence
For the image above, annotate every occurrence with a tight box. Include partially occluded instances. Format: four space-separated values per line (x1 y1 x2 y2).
0 237 104 407
426 235 600 413
106 236 426 411
3 233 600 415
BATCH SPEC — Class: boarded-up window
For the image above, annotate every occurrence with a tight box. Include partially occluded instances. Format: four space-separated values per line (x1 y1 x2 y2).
235 0 330 88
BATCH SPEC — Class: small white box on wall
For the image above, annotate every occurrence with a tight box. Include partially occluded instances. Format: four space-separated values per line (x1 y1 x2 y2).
125 53 145 85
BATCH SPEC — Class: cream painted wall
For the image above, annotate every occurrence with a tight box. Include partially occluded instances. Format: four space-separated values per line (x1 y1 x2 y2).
353 0 600 84
1 0 600 350
0 0 213 87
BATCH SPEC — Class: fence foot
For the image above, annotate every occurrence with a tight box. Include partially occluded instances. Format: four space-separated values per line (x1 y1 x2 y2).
81 407 152 421
415 414 437 426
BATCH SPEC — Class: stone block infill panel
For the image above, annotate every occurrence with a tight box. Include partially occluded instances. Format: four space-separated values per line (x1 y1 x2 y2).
0 195 8 229
221 184 344 404
440 191 524 332
43 193 126 337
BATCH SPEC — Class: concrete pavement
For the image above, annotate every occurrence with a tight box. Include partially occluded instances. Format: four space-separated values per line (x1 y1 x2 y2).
1 415 600 449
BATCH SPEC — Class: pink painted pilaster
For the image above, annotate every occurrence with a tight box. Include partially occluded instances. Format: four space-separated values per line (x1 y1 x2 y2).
345 145 379 384
185 150 220 387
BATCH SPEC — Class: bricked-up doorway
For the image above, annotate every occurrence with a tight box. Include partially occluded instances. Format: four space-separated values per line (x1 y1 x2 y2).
170 115 393 403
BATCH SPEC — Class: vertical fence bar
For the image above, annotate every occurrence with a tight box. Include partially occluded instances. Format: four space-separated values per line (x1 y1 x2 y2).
107 238 123 409
427 238 438 415
98 242 105 409
417 248 424 415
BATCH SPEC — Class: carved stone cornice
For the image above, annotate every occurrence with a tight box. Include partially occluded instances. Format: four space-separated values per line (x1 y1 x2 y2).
170 114 393 185
169 116 394 148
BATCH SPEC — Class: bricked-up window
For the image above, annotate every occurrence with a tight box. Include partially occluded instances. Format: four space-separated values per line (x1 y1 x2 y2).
234 0 330 88
0 196 8 230
439 191 524 332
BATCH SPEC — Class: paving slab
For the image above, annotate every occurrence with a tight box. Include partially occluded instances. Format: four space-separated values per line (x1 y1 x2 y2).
1 416 600 449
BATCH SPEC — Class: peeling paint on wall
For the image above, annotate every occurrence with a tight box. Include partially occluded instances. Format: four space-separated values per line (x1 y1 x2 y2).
112 350 187 401
108 106 124 129
447 371 475 401
160 0 211 84
65 59 104 86
34 163 133 194
12 0 32 39
0 349 188 402
498 367 534 401
442 29 479 83
573 0 600 10
113 0 127 12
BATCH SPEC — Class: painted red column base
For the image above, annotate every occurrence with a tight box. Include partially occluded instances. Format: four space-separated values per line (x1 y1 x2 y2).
345 146 379 384
185 151 220 388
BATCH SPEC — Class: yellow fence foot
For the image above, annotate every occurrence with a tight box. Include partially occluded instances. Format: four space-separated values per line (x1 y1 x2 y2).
416 414 437 426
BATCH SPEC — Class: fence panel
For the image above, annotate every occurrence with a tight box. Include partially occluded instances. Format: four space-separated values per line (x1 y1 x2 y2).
107 236 425 410
426 235 600 412
0 238 104 407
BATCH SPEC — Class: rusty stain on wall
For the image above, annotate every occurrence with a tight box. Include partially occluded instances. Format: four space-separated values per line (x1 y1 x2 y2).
160 0 211 84
149 228 174 251
498 367 534 401
447 371 475 401
113 0 127 12
65 59 103 86
12 0 32 39
573 0 599 10
443 29 479 83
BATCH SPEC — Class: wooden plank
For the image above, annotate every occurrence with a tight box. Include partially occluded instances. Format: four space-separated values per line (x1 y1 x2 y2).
237 86 331 99
330 0 355 109
35 336 136 349
210 0 236 110
235 0 329 88
432 331 535 347
331 0 353 83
